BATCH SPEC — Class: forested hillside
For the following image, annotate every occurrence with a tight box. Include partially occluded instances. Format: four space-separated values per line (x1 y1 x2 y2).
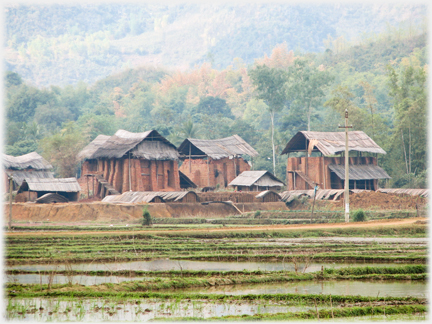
5 3 426 86
4 16 427 189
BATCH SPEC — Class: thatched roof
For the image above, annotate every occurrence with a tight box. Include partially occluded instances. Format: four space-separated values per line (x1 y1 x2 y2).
3 152 52 170
228 170 285 187
6 170 54 186
18 178 81 193
178 135 259 160
77 134 110 160
328 164 391 180
281 131 386 156
78 130 179 160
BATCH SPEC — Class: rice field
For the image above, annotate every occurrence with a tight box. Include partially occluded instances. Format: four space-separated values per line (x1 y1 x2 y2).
4 219 428 321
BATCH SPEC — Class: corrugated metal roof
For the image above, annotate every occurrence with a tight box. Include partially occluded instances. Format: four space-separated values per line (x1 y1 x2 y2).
18 178 81 193
280 189 370 203
281 131 386 156
102 191 197 203
377 188 429 198
178 135 259 159
329 164 391 180
255 190 281 199
87 129 179 160
6 170 54 186
77 135 111 160
3 152 53 170
228 171 285 187
36 193 69 204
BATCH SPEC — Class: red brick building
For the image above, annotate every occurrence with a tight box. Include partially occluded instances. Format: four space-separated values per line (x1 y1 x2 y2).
281 131 390 191
178 135 259 189
78 129 180 198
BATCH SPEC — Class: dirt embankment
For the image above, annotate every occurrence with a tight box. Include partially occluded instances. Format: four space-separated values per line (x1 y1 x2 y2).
4 201 287 223
335 191 427 210
287 191 427 211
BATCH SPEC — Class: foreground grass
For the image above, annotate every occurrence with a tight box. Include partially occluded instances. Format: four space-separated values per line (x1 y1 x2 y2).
5 224 427 265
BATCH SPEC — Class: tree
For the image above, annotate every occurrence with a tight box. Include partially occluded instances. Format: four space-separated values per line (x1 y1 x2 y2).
249 64 288 175
386 63 427 186
286 59 333 131
40 121 86 177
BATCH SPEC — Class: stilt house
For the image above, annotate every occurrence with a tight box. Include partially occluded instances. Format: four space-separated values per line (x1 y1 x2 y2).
281 131 390 191
3 152 54 192
177 135 259 188
78 129 180 198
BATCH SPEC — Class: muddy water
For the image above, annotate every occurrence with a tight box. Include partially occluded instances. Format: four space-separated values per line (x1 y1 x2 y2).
180 279 428 298
7 259 405 273
5 298 302 322
4 273 427 298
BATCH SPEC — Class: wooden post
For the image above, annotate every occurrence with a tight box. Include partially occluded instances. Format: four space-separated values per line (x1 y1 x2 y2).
9 176 13 231
310 185 317 223
339 109 352 222
207 159 210 187
129 153 132 191
305 139 308 190
189 142 191 173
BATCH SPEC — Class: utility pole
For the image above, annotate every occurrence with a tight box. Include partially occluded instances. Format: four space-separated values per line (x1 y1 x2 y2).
8 175 13 231
339 109 352 222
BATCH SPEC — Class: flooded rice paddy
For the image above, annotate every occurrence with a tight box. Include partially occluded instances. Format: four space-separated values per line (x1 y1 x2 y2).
6 297 306 322
6 273 426 298
7 258 405 272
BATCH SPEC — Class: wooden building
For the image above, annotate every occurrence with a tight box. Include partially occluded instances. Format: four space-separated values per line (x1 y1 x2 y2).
17 178 81 202
178 135 259 188
78 129 181 198
3 152 54 192
281 131 390 191
228 170 285 191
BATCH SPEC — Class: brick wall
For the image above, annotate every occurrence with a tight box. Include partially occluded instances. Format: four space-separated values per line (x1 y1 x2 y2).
179 157 250 188
80 158 180 195
286 156 377 190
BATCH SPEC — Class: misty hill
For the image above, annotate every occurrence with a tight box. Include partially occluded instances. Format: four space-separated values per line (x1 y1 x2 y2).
5 3 426 87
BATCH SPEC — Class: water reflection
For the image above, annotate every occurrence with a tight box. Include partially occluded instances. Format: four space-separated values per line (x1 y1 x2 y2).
7 259 404 273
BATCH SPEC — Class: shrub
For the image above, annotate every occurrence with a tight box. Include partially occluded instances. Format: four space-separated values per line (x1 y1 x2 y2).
142 206 152 226
352 209 366 222
254 210 261 218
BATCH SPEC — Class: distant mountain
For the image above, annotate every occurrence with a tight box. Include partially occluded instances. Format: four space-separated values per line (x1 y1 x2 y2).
4 3 426 87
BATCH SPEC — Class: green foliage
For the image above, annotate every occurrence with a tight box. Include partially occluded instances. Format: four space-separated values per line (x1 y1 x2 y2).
142 206 152 227
39 122 86 177
351 209 366 222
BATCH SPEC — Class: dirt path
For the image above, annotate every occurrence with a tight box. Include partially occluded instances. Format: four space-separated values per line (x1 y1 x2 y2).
5 217 427 237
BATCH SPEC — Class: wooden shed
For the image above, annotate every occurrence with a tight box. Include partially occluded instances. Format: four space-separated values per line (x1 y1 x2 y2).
228 170 285 191
78 129 181 198
281 131 390 191
17 178 81 202
178 135 259 188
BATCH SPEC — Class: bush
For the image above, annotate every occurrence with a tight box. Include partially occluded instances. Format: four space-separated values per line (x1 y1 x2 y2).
254 210 261 218
142 206 152 226
352 209 366 222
